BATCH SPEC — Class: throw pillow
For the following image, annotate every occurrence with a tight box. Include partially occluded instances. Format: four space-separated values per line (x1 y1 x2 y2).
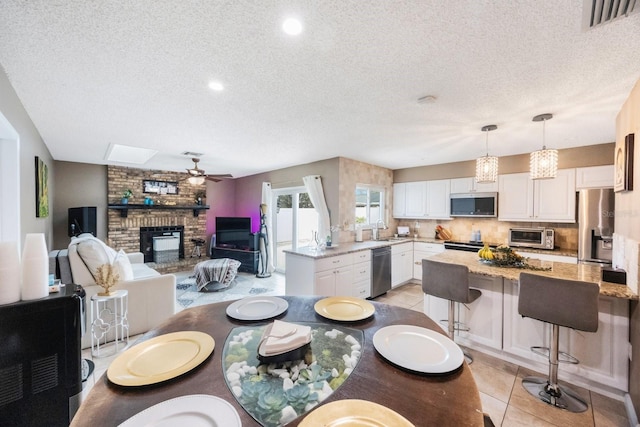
76 239 112 277
112 250 134 282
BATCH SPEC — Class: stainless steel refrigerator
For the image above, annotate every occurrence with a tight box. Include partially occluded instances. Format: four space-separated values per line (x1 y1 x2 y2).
578 188 615 265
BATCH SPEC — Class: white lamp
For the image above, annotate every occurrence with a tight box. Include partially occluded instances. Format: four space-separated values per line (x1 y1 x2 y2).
530 113 558 180
475 125 499 183
188 176 205 185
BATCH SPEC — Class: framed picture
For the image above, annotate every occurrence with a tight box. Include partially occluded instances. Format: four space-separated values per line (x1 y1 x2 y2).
143 180 179 195
35 156 49 217
614 133 634 192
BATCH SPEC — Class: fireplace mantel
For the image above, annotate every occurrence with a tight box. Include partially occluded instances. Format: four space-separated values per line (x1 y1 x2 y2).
108 204 210 218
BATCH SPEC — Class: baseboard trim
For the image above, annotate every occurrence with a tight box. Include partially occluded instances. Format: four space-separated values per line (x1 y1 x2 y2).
624 393 639 427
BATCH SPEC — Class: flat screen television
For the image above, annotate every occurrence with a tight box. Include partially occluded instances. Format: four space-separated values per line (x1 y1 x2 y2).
215 217 256 250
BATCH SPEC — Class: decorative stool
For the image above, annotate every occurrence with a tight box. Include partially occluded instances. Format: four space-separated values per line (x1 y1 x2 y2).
422 259 481 363
191 238 205 258
193 258 241 291
518 272 599 413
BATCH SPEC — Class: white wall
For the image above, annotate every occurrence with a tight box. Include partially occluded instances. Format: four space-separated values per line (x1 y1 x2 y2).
0 65 54 248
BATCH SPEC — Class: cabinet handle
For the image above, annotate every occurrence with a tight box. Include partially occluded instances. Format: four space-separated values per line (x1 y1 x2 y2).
333 260 340 264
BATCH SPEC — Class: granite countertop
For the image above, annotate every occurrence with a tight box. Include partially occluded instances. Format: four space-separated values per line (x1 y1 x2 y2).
283 238 422 258
428 250 637 300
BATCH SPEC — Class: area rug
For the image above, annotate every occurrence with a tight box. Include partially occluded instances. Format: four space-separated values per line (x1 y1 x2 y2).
176 273 283 308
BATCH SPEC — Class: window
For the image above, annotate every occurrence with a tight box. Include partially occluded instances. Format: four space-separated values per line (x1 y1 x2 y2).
355 185 385 228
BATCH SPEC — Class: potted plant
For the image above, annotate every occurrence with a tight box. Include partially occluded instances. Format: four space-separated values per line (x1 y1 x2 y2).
121 189 133 204
194 190 206 206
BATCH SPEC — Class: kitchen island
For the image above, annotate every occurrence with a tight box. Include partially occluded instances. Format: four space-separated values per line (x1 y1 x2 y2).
424 249 636 397
428 249 637 300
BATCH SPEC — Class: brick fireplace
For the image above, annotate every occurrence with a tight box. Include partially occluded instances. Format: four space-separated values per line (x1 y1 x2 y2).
107 166 208 273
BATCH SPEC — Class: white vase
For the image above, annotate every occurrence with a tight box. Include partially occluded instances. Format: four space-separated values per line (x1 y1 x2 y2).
0 241 21 304
21 233 49 300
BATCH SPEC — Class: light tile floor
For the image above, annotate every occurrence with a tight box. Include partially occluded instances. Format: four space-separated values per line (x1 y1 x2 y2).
80 276 630 427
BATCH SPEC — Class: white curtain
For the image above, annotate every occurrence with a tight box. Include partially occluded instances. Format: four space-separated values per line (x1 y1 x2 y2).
261 182 275 272
303 175 331 242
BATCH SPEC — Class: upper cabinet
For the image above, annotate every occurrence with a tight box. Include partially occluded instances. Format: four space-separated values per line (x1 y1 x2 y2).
393 180 450 219
450 177 499 193
575 165 614 189
498 169 576 223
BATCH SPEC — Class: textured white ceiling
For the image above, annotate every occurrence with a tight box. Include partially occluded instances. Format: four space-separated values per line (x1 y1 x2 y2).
1 1 639 178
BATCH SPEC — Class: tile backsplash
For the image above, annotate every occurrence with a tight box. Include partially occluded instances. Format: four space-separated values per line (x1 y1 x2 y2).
395 218 578 251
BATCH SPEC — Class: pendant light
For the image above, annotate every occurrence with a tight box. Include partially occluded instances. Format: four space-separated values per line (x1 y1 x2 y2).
475 124 498 183
530 113 558 179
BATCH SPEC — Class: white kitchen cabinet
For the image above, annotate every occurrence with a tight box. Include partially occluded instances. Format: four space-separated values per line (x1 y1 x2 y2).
424 273 503 350
425 179 451 219
405 182 427 217
285 252 353 296
391 242 413 287
413 242 445 280
392 183 407 217
575 165 614 189
351 250 372 299
393 182 426 218
498 169 576 222
450 177 498 193
393 180 450 219
456 274 504 350
503 279 550 362
503 279 629 392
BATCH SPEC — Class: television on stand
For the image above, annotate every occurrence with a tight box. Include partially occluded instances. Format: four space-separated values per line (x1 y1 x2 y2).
215 217 257 250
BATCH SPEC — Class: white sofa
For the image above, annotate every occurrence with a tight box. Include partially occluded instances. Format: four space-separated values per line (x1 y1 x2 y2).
66 234 176 349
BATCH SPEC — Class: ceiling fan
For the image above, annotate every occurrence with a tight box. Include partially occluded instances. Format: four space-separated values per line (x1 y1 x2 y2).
184 158 233 183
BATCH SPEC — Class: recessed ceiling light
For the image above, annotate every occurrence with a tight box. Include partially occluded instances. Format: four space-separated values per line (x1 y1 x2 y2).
208 81 224 91
282 18 303 35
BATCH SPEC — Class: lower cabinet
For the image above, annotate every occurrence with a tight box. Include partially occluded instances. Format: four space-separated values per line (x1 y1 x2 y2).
391 242 413 287
285 251 370 298
314 264 353 296
457 274 504 350
351 250 372 299
423 274 503 351
413 242 445 280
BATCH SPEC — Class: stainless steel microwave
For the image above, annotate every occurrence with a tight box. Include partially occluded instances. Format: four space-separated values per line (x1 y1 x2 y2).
508 227 555 250
449 192 497 217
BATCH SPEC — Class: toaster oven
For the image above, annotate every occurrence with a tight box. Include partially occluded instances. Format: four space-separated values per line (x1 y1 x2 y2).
508 227 554 250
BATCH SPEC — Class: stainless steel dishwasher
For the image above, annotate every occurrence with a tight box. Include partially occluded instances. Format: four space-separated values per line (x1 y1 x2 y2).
370 246 391 298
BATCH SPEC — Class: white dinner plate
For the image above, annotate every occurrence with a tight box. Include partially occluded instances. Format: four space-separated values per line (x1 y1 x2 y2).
373 325 464 373
118 394 241 427
226 296 288 321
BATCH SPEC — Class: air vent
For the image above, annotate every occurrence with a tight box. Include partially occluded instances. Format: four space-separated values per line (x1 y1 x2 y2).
181 151 204 157
583 0 638 29
0 364 23 406
31 355 58 394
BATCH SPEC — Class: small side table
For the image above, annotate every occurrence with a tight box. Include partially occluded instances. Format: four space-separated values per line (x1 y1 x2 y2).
90 290 129 357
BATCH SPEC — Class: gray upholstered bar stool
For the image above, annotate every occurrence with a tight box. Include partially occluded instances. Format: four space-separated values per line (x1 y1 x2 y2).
518 272 599 413
422 259 481 362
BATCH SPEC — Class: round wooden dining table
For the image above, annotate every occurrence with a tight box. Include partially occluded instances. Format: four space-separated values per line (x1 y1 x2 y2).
71 296 484 426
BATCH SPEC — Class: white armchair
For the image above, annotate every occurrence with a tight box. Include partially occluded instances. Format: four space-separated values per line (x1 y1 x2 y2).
66 234 176 349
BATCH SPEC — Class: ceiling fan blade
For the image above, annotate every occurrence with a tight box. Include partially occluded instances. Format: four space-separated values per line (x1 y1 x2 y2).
208 174 233 179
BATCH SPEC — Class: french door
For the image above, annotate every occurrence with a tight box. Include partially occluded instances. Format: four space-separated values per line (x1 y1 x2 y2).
271 187 318 273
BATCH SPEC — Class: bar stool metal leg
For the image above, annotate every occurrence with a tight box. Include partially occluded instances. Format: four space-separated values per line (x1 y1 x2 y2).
445 300 473 365
521 324 588 413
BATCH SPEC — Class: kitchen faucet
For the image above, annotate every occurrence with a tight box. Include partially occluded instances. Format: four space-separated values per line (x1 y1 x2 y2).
373 219 387 240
